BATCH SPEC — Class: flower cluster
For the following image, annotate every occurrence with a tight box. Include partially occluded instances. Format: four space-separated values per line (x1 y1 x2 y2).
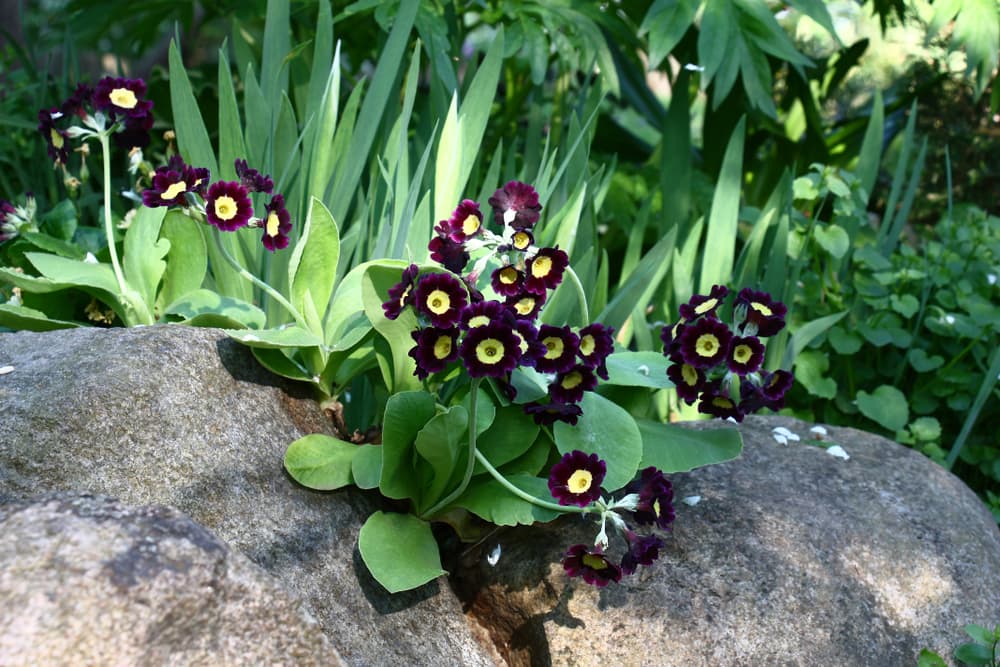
38 77 154 164
141 157 292 251
548 450 674 586
661 286 793 422
382 181 615 425
0 196 37 245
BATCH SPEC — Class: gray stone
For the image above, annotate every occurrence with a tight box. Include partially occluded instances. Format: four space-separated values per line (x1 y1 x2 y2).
0 492 337 666
0 326 499 666
453 415 1000 667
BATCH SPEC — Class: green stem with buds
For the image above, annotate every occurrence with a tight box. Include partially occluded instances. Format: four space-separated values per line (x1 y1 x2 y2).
474 449 593 514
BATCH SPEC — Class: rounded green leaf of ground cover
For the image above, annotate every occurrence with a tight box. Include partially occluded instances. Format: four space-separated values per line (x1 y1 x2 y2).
358 512 446 593
554 392 642 492
856 385 909 431
284 433 359 490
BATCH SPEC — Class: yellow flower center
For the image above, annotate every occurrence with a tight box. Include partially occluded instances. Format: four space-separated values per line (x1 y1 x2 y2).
531 255 553 278
109 87 138 109
712 396 734 409
399 285 412 307
265 211 281 237
694 298 718 315
561 371 583 390
214 196 238 221
695 333 720 357
461 214 480 235
50 129 64 148
475 339 505 365
426 289 451 315
733 344 753 364
162 181 187 200
433 335 452 359
751 302 773 317
653 498 662 517
581 553 606 570
671 319 685 339
579 334 595 357
513 231 531 249
567 469 593 494
468 315 490 328
499 267 519 284
513 331 528 354
680 364 698 386
514 298 536 316
543 336 564 359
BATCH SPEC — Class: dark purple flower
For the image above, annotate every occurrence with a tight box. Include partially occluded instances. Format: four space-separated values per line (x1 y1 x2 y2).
409 327 460 379
142 157 210 208
428 235 470 274
562 544 622 587
535 324 580 374
37 108 70 164
548 450 606 507
92 76 153 120
510 229 533 251
679 284 729 321
620 532 664 575
491 264 524 297
504 290 545 320
726 335 765 376
459 321 522 378
677 316 733 369
262 194 292 251
735 288 787 337
434 199 483 242
666 357 705 405
740 369 794 413
698 384 745 422
61 83 94 118
626 467 675 531
524 401 583 426
760 369 794 401
234 158 274 194
488 180 542 230
524 246 568 295
205 180 253 231
512 319 546 366
413 271 468 328
113 112 154 150
660 319 687 356
549 364 598 404
577 323 614 380
382 264 420 320
459 299 510 330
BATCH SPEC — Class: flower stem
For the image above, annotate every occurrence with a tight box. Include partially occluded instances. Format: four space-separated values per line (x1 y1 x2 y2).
474 449 591 515
564 265 590 325
423 379 484 518
98 132 128 297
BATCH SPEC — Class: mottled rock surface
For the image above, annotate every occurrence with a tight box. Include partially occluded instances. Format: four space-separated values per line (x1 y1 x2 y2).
0 326 499 666
454 416 1000 667
0 493 338 666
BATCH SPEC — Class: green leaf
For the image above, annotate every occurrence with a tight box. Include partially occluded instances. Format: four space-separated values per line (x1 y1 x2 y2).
782 311 847 368
962 624 995 645
0 303 81 331
380 390 436 500
475 405 540 472
794 349 837 399
358 512 446 593
889 293 919 318
163 289 266 329
953 642 993 665
157 211 207 312
916 648 948 667
554 392 642 492
450 474 561 526
123 205 169 310
351 445 382 490
284 433 359 490
224 326 323 349
168 40 218 177
856 91 884 204
604 351 673 389
828 326 862 355
813 223 849 259
698 116 745 293
909 417 941 443
251 347 313 383
361 261 424 392
856 385 909 431
25 252 119 294
641 0 699 70
289 197 340 329
638 420 743 473
414 405 469 513
598 228 676 332
217 47 246 182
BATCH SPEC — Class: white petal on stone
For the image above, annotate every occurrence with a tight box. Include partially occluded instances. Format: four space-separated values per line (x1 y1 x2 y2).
772 426 800 442
682 495 701 506
487 544 501 567
0 365 13 375
810 425 828 436
826 445 850 460
773 434 789 446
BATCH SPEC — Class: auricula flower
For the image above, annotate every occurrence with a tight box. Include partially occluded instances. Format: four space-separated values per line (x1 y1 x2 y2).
488 180 542 230
620 532 664 576
509 229 533 251
435 199 483 242
93 77 153 120
734 288 787 337
666 357 705 405
234 158 274 194
698 383 744 422
535 324 580 373
524 246 569 295
626 467 675 531
524 401 583 426
512 319 546 365
413 272 468 328
459 321 522 378
460 299 509 330
205 180 253 231
382 264 420 320
428 235 470 274
37 109 70 164
504 289 545 320
491 264 524 297
679 284 729 321
562 544 622 587
141 156 210 208
726 335 765 375
548 450 606 507
659 318 686 355
409 327 460 379
261 194 292 251
577 322 614 380
739 369 794 413
677 316 732 369
550 364 598 404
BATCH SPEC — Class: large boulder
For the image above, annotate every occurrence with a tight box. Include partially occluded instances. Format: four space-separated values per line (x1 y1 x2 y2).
0 492 338 666
0 326 499 666
453 416 1000 666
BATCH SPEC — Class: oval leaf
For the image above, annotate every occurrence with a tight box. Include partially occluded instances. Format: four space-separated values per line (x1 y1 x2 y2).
358 512 446 593
856 385 910 431
284 433 359 490
638 419 743 473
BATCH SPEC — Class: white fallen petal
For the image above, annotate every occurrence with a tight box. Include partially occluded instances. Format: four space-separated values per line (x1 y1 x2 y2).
487 544 501 567
810 425 828 436
773 434 789 446
0 365 13 375
826 445 850 460
772 426 800 442
682 495 701 506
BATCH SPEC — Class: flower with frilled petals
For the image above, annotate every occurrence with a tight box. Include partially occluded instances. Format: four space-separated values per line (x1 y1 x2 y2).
524 401 583 425
435 199 483 242
512 319 546 364
562 544 622 587
491 264 524 297
677 316 732 369
760 369 794 401
620 532 664 576
679 284 729 321
504 290 545 320
460 300 510 329
382 264 420 320
739 369 794 414
698 383 745 422
409 327 460 379
535 324 580 374
488 180 542 230
666 357 705 405
660 319 686 355
507 229 533 252
548 450 606 507
627 467 675 531
735 288 787 337
459 321 522 378
93 77 153 120
726 335 764 375
428 235 470 274
205 180 253 231
261 194 292 251
524 247 568 295
550 365 597 404
413 272 468 328
114 113 154 150
234 158 274 194
142 156 210 208
577 323 614 380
